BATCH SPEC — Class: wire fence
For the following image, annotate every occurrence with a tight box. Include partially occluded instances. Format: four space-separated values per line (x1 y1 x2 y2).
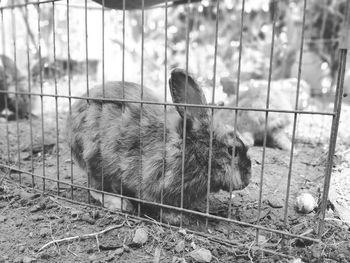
0 0 349 259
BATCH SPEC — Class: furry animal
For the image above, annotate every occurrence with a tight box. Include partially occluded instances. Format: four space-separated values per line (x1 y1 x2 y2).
66 68 251 222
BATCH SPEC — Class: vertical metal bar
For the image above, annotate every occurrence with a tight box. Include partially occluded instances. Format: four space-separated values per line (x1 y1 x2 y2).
318 0 350 238
160 0 168 223
206 0 220 228
67 0 74 200
101 0 105 97
180 0 191 228
37 0 46 191
283 0 307 225
84 0 89 99
0 10 11 165
256 0 277 241
52 0 60 195
11 0 21 183
24 0 34 186
100 0 106 208
138 0 145 217
229 0 245 219
84 0 91 204
120 0 126 212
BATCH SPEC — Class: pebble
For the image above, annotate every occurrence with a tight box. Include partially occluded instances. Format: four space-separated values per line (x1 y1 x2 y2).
189 248 212 263
115 247 124 255
267 199 283 208
0 216 7 223
190 242 196 250
19 246 25 253
296 193 317 214
71 209 82 218
175 240 185 253
132 228 148 245
178 229 187 235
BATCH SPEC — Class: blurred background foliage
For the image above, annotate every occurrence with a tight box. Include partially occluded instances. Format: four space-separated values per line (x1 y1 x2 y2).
0 0 349 102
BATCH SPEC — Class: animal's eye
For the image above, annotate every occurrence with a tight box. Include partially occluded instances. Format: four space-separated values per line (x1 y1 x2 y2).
228 146 238 157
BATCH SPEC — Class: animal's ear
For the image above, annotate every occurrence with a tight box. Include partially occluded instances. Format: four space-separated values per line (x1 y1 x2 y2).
169 68 209 121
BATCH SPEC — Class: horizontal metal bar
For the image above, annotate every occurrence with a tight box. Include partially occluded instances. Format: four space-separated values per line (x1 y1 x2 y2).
0 90 335 116
1 163 321 243
0 0 62 10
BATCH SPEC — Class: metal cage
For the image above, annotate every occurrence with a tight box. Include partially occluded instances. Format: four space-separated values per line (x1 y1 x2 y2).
0 0 349 260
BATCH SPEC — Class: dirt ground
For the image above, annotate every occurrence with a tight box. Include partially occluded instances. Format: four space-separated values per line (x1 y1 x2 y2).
1 90 350 262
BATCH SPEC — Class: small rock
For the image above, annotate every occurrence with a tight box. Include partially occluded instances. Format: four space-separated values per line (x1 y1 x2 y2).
71 209 82 218
39 228 51 238
0 216 7 223
115 247 124 255
13 257 22 263
19 246 25 253
296 193 317 214
267 199 283 208
189 248 212 263
132 228 148 245
22 256 36 263
178 229 187 235
81 213 95 225
31 215 45 221
175 240 185 253
190 242 196 250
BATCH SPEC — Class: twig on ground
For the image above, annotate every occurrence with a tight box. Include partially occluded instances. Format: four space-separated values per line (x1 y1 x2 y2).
95 235 101 252
38 221 126 252
66 245 79 258
247 241 255 263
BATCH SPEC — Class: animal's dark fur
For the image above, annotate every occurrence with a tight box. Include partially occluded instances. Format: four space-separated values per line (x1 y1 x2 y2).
67 70 251 212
